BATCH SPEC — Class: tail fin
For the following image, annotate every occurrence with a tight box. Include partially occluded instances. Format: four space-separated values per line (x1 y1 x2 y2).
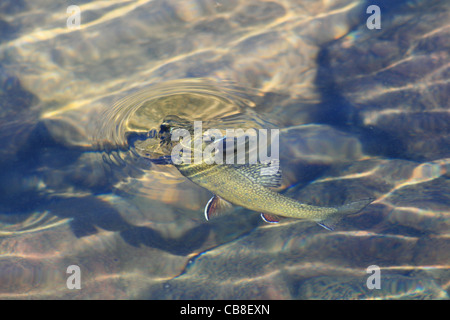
317 198 375 231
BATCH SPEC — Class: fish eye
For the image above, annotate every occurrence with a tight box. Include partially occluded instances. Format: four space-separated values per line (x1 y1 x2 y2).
160 123 174 135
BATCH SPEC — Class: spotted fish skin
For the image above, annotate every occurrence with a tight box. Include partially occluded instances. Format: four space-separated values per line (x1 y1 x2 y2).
177 161 372 227
156 116 373 229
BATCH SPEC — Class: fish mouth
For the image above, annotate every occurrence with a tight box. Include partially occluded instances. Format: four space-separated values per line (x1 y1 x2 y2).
125 117 183 148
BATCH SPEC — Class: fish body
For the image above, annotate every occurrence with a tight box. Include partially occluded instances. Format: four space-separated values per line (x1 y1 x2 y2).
155 116 373 229
177 161 372 229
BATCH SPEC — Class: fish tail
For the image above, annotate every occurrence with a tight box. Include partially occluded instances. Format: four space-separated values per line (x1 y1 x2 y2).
317 198 375 231
336 198 375 216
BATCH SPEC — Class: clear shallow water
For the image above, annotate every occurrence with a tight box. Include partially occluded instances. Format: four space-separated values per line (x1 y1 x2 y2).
0 0 449 299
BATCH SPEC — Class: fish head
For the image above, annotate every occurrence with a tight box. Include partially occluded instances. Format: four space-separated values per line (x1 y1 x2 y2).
156 115 274 166
158 115 195 152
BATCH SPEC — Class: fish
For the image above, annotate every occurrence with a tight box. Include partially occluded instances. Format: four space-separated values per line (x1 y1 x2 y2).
151 115 374 230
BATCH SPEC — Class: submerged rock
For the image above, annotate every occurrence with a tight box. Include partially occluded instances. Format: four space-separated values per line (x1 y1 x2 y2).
325 0 450 161
0 0 448 299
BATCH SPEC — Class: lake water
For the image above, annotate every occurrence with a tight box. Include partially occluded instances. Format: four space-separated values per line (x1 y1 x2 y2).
0 0 449 299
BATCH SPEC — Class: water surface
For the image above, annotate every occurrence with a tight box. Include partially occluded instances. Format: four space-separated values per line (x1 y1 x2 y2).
0 0 449 299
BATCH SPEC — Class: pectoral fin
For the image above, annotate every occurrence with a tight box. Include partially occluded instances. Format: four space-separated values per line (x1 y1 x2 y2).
149 155 173 165
204 195 234 221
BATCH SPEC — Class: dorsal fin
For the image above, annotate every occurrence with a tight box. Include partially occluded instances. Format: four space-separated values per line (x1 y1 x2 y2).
233 161 282 188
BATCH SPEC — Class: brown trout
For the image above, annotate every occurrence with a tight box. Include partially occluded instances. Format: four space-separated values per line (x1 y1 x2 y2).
154 116 374 230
